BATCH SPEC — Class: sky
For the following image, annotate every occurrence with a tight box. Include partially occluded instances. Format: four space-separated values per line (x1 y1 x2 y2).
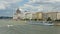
0 0 60 17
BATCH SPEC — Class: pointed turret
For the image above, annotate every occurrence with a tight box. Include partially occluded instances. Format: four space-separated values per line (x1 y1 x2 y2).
16 8 21 14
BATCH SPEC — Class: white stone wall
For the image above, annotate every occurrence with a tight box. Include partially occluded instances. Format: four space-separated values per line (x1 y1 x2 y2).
32 14 37 19
24 13 32 19
46 12 57 20
57 13 60 20
13 13 21 19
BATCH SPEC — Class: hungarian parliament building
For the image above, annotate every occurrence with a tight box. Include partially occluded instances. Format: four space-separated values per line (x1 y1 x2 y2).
13 8 60 21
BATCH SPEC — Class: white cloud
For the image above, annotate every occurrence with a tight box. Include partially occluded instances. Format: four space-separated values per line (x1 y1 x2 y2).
5 0 22 3
0 0 22 9
0 1 9 9
28 0 60 4
50 0 60 2
20 0 60 12
28 0 41 4
19 0 59 12
1 0 22 3
30 0 60 2
0 4 6 9
19 4 44 12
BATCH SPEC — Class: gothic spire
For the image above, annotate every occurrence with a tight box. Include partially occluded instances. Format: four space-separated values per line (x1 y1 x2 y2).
16 8 21 14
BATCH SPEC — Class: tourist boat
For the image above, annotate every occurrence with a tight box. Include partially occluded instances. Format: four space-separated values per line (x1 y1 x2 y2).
42 21 54 25
28 21 54 26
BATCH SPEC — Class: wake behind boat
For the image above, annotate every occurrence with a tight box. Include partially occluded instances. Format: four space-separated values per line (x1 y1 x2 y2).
28 21 54 26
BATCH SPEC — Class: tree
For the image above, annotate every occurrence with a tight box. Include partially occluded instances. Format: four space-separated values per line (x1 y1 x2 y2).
47 17 52 21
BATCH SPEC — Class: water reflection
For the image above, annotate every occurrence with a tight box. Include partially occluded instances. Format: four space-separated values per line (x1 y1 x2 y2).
0 24 60 34
0 20 59 34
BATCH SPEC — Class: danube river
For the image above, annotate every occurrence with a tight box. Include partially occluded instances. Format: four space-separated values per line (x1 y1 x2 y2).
0 19 60 34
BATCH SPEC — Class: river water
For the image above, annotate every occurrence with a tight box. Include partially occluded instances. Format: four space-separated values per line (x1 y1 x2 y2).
0 20 60 34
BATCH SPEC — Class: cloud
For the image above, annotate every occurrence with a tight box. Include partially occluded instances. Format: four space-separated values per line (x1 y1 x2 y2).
19 0 60 12
0 4 6 9
5 0 22 3
19 4 44 12
29 0 60 3
0 0 22 3
0 1 9 9
49 0 60 2
0 0 23 17
0 0 23 10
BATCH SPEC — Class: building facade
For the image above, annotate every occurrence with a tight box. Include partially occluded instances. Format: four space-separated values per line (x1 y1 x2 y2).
13 9 22 20
23 12 32 20
56 12 60 20
35 12 43 20
13 8 60 21
32 12 43 21
46 12 57 21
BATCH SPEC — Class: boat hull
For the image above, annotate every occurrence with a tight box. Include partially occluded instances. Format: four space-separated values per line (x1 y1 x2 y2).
28 21 54 26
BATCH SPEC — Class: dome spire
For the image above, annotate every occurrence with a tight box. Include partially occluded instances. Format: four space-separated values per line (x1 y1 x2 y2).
16 8 21 14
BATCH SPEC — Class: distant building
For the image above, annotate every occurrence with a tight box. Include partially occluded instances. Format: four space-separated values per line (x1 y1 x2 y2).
13 8 22 20
24 12 32 20
46 12 57 20
13 8 60 21
32 12 43 20
32 12 37 20
56 12 60 20
36 12 43 20
42 13 48 21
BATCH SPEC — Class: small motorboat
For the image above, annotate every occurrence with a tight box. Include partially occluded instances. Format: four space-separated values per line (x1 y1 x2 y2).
28 21 54 26
43 21 54 25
